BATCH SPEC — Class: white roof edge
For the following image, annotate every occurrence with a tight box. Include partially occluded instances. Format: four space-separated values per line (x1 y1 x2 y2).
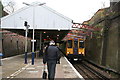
1 27 71 30
1 3 72 23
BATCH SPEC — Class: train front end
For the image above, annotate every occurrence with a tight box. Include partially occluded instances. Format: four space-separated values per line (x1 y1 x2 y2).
66 38 85 60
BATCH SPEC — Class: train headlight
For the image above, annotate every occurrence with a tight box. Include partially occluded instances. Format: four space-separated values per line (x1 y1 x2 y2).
82 52 84 54
67 52 70 54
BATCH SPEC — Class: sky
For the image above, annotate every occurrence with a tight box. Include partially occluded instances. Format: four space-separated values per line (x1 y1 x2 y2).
2 0 110 23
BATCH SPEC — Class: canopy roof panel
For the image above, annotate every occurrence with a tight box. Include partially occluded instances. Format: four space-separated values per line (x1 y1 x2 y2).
1 3 72 30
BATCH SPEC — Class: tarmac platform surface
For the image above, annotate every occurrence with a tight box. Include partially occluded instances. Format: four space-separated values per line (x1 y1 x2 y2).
1 53 84 80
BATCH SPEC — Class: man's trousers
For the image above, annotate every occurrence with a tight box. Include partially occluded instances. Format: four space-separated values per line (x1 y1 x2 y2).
47 60 57 80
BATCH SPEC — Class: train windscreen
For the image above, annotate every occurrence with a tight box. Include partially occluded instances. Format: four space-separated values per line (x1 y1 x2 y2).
67 40 72 48
79 41 84 48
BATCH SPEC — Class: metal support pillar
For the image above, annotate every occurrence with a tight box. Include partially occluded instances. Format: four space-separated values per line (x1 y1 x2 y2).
40 32 42 50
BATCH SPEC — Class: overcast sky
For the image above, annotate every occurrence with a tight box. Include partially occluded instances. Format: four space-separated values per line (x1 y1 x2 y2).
2 0 110 23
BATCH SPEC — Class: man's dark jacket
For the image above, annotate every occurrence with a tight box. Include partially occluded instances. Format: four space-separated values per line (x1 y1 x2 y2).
43 45 61 64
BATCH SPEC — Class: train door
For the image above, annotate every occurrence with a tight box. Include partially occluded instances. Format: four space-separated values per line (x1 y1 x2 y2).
73 38 78 54
66 40 73 55
79 39 85 56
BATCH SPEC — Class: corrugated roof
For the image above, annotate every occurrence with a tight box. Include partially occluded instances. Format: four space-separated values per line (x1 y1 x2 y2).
1 2 72 30
2 3 72 22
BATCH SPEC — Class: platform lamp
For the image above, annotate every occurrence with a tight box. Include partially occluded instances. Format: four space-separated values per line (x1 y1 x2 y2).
23 2 46 65
24 21 30 64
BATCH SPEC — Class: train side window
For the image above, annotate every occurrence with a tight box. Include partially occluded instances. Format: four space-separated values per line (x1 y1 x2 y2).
67 40 72 48
79 41 84 48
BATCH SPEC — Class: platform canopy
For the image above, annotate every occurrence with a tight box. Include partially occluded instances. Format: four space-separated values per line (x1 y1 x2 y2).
1 2 72 30
1 2 73 42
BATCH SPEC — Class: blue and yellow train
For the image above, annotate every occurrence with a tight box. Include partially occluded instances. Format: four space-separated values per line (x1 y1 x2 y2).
65 38 85 60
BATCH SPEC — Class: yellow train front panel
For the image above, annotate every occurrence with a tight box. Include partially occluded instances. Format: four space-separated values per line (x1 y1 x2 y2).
66 48 73 55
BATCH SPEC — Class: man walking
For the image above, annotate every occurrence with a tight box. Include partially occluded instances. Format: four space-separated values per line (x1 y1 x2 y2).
43 40 61 80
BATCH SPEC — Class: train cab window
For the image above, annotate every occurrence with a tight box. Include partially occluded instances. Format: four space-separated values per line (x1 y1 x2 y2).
74 40 78 48
67 40 72 48
79 41 84 48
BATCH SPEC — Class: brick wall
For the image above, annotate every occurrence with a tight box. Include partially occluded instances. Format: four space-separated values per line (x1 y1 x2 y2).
2 30 32 57
85 1 120 76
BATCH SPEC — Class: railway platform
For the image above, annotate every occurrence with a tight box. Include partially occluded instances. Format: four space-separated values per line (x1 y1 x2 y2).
1 53 84 80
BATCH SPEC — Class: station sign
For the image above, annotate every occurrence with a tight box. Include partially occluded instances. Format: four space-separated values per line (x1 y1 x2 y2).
31 40 36 42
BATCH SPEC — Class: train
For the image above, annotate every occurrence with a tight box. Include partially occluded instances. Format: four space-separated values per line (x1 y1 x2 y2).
65 38 85 60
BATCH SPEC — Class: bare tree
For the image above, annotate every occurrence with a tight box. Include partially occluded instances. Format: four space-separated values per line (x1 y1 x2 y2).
2 0 16 14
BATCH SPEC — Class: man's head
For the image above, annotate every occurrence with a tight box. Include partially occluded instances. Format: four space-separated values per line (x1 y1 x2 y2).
49 40 55 45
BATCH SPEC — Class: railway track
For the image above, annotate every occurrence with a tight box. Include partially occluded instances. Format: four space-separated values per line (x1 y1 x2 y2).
71 60 111 80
